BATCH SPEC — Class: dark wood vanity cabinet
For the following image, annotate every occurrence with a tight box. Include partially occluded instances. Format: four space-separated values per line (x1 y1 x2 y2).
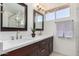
7 45 33 56
5 43 39 56
2 36 53 56
39 39 49 56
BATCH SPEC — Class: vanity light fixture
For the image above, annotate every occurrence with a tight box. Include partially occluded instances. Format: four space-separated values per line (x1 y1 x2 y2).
34 3 45 12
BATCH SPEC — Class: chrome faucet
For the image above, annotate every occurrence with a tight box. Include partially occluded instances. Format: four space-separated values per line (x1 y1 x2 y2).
38 31 42 35
20 35 22 39
16 31 19 39
11 36 14 40
16 31 22 39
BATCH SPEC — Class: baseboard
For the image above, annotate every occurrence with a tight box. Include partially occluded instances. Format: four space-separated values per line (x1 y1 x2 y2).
52 51 67 56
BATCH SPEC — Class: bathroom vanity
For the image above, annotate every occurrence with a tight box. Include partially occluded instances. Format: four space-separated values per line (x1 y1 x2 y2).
1 36 53 56
0 3 53 56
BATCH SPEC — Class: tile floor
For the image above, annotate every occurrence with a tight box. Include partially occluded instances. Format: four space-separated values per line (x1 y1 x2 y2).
50 52 65 56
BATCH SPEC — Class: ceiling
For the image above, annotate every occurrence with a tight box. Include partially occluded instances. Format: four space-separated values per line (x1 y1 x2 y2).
34 3 69 12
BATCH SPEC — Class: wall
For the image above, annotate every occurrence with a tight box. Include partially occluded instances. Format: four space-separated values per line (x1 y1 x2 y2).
0 3 79 56
44 4 78 56
75 4 79 56
0 3 34 41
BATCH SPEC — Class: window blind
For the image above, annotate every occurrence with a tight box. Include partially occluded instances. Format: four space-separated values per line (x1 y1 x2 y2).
56 20 73 38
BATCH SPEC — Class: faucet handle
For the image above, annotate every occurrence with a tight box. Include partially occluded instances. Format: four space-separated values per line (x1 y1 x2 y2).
20 35 22 39
11 36 14 40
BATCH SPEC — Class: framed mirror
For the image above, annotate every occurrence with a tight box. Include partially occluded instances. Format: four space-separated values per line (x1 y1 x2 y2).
0 3 27 31
33 10 44 31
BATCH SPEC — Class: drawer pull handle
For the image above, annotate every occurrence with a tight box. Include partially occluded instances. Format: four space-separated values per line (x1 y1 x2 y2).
41 49 45 52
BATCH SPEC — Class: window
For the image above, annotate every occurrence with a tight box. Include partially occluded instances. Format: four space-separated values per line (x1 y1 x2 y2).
56 20 73 38
45 7 70 21
56 7 70 19
36 15 42 22
64 21 73 38
56 22 64 37
45 12 55 21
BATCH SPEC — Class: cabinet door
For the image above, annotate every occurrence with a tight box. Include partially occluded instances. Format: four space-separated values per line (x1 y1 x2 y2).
49 37 53 54
31 43 39 56
6 45 34 56
39 48 49 56
39 39 49 56
6 43 39 56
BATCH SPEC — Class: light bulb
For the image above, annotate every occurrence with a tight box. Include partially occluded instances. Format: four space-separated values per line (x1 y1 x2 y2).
34 3 39 8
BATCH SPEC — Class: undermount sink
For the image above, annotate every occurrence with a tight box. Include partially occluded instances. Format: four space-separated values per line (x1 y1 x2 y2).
3 37 33 45
1 37 33 51
0 36 42 52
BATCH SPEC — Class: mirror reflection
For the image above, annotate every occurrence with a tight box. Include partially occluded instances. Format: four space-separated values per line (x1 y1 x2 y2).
34 10 44 31
35 12 42 29
3 3 25 28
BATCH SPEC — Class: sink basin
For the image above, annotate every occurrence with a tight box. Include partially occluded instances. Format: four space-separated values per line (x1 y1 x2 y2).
2 37 34 50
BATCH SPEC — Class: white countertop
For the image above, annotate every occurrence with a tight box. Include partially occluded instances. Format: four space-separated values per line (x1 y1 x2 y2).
0 34 53 55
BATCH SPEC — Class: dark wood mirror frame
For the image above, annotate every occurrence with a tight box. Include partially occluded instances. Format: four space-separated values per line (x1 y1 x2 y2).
33 10 44 31
0 3 27 31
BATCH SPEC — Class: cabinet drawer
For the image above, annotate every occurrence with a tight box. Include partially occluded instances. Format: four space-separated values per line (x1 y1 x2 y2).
39 39 49 50
39 48 49 56
40 39 48 45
